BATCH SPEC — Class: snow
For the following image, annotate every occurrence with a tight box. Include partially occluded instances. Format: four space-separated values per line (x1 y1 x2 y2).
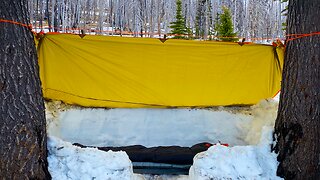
47 136 139 180
243 100 279 144
47 99 278 147
189 127 281 180
46 99 282 180
48 107 251 147
273 92 280 102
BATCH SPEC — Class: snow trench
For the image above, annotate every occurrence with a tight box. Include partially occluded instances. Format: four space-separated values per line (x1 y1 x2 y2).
46 99 281 180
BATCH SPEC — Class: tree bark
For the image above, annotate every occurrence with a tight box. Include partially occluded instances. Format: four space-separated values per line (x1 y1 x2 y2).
0 0 51 179
273 0 320 179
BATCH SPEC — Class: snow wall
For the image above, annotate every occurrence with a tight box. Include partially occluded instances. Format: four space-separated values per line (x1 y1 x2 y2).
46 99 278 147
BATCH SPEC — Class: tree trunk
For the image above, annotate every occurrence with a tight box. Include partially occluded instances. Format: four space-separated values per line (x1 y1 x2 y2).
273 0 320 179
0 0 51 179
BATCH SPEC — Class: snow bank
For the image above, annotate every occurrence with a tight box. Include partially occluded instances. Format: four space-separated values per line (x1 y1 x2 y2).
47 136 138 180
47 106 252 147
189 127 281 180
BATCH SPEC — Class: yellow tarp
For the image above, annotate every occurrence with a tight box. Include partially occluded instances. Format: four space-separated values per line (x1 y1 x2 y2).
38 34 283 108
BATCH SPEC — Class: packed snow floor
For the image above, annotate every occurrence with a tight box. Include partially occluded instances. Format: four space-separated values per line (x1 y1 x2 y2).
46 99 282 180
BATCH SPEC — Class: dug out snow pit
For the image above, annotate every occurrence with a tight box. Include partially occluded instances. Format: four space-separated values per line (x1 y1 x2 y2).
46 100 279 176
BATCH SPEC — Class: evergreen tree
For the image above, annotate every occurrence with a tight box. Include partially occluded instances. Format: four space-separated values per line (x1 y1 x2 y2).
169 0 189 39
273 0 320 179
0 0 51 178
216 6 237 42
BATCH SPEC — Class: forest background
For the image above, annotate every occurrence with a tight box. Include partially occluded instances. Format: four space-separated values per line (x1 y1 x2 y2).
28 0 287 42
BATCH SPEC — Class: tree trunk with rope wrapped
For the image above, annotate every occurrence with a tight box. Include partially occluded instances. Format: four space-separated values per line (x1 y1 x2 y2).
0 0 51 179
273 0 320 179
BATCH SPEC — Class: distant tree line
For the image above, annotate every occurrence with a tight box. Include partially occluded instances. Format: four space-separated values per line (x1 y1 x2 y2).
28 0 287 42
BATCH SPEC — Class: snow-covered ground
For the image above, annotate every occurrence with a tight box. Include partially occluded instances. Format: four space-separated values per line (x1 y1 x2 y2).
46 98 281 180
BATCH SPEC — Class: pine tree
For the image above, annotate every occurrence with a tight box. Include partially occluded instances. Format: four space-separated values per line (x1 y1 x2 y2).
0 0 51 178
216 6 237 42
169 0 189 39
273 0 320 178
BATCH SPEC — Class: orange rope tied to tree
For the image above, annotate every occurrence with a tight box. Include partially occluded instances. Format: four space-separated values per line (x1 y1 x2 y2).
286 32 320 41
1 18 319 43
0 18 33 30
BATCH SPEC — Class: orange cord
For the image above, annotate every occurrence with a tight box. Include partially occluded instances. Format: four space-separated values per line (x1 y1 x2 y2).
1 18 319 42
286 32 320 41
0 18 33 30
